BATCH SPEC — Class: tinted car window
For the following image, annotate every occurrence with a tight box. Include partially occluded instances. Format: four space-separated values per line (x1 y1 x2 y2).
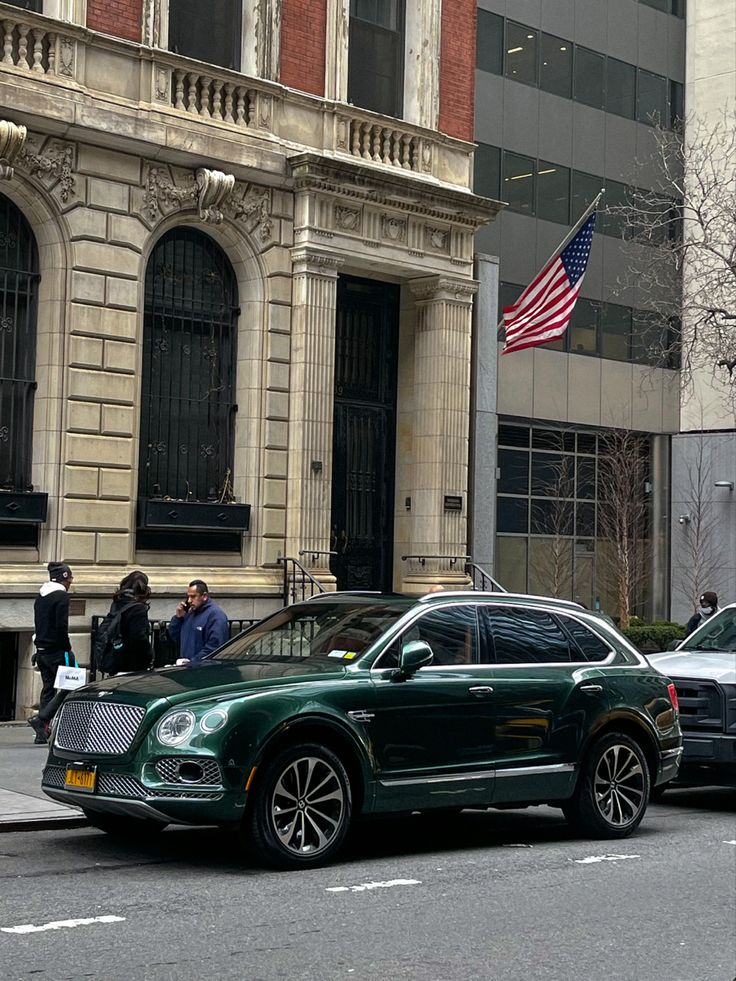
560 616 612 662
485 606 572 663
379 605 479 668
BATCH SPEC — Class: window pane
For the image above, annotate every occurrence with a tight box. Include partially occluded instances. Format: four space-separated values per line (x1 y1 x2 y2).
487 607 572 663
497 496 528 533
528 538 573 599
531 498 575 535
537 161 570 224
600 302 631 361
637 70 668 125
474 143 501 199
503 152 536 214
477 10 504 74
632 310 670 366
498 422 530 448
606 58 636 118
531 452 575 497
561 616 612 661
405 607 478 666
574 47 605 109
348 15 404 116
569 298 599 354
669 80 684 128
577 433 597 455
575 501 595 537
576 457 596 499
3 1 42 10
169 0 242 70
505 22 538 85
601 179 629 238
532 429 574 452
540 33 572 98
572 171 602 221
498 448 529 495
499 282 522 319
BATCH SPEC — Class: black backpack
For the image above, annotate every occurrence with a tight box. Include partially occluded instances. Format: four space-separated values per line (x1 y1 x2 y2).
93 602 138 675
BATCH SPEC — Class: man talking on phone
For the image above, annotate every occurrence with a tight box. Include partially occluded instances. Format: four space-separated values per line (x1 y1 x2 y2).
168 580 229 663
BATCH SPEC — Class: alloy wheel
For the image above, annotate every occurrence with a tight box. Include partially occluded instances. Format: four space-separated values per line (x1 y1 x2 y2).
270 755 345 856
593 743 646 827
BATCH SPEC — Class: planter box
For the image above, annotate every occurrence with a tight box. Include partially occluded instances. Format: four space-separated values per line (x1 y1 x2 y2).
138 498 251 533
0 491 48 524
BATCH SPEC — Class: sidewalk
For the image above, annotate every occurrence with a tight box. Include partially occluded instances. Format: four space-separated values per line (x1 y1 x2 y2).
0 724 87 832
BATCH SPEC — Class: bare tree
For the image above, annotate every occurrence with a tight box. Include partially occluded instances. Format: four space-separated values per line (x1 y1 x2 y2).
673 433 724 612
596 430 651 629
529 451 575 599
607 111 736 406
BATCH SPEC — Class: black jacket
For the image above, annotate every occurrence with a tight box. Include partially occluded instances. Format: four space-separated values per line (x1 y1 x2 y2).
34 584 71 652
685 608 718 638
111 593 152 672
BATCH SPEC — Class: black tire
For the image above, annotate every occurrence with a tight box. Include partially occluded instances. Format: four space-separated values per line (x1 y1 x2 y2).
563 733 650 839
82 809 168 837
244 743 352 870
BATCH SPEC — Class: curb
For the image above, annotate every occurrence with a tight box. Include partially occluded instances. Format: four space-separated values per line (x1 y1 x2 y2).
0 815 88 833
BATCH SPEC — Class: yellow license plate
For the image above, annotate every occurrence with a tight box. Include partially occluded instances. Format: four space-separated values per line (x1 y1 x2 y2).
64 764 97 793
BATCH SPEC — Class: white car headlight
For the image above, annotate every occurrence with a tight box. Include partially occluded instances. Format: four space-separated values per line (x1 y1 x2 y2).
200 709 228 733
157 710 195 746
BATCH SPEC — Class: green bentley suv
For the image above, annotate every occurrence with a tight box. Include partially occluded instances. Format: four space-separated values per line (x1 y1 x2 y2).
42 592 682 869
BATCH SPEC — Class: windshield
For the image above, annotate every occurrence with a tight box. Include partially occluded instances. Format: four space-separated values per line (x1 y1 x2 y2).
684 606 736 652
211 598 413 663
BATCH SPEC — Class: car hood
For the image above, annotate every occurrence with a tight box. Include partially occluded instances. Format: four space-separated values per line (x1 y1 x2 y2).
77 659 348 706
647 649 736 684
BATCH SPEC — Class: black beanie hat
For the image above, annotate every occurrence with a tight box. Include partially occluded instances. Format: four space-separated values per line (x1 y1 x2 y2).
48 561 73 582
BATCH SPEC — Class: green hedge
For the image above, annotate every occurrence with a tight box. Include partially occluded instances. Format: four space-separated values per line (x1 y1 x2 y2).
621 622 686 653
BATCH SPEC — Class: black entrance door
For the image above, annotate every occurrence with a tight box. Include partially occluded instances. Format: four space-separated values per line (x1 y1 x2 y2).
331 276 399 592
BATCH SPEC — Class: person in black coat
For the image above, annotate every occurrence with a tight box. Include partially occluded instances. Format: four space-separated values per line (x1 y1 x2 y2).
108 570 153 673
685 590 719 638
28 561 75 743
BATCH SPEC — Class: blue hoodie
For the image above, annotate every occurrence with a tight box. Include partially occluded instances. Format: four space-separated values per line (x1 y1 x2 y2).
168 599 229 662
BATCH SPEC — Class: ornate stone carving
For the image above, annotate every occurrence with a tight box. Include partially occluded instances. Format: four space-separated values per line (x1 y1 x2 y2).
335 116 349 151
0 120 27 180
195 168 235 223
222 183 273 242
424 225 449 252
17 137 76 202
154 65 169 103
143 0 163 47
409 276 478 304
381 214 407 243
334 205 361 233
142 165 197 222
58 36 74 77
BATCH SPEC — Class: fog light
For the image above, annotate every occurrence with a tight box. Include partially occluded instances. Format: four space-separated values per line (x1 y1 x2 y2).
177 761 204 784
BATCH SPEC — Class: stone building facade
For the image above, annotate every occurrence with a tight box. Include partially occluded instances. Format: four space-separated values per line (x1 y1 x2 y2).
0 0 496 718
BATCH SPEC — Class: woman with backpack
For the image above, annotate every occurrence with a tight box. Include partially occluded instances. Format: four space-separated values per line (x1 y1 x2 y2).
96 571 153 675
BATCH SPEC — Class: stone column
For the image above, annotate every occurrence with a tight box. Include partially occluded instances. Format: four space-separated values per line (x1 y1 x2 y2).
405 276 478 590
325 0 349 101
285 248 343 569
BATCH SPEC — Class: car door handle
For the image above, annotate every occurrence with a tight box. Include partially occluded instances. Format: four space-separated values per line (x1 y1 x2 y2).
579 683 603 693
468 686 494 696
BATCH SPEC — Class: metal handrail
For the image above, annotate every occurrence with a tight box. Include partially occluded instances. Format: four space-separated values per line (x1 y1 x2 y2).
465 562 507 593
400 554 471 566
278 555 327 606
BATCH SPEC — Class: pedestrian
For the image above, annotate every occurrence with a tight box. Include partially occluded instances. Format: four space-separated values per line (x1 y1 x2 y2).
28 562 74 744
685 590 720 638
168 579 229 663
102 571 154 674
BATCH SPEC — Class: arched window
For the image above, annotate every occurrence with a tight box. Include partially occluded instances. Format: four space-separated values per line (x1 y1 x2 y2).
138 228 239 541
0 193 39 492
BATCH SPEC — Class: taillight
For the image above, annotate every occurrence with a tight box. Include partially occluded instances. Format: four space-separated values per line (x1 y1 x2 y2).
667 682 679 713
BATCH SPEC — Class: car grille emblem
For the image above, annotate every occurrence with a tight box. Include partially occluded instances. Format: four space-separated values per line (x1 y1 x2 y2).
348 710 375 723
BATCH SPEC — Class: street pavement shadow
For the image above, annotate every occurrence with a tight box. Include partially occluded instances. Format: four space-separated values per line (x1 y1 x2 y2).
651 785 736 812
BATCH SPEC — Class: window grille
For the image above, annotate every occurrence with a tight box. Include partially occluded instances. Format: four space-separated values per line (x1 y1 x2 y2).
138 228 239 505
0 194 39 492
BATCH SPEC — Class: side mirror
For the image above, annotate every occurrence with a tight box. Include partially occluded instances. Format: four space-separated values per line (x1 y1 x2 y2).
397 640 434 677
667 638 681 651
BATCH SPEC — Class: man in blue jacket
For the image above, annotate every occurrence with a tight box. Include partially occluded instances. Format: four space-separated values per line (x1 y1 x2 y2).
168 579 229 663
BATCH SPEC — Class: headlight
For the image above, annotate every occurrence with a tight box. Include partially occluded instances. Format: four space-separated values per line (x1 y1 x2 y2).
157 710 195 746
200 709 228 733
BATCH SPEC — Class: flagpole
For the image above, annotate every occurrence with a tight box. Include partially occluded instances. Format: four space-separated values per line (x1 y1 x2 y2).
496 188 605 334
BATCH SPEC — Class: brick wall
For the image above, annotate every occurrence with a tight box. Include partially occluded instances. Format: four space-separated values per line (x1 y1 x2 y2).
439 0 476 141
87 0 142 43
280 0 326 97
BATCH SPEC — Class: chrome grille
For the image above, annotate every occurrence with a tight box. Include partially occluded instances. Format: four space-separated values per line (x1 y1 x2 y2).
97 773 146 799
675 679 724 732
42 764 65 789
55 701 146 754
155 758 222 786
41 763 221 801
152 790 223 800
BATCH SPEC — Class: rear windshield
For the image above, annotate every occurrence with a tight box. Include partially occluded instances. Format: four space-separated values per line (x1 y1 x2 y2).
211 599 412 663
684 606 736 652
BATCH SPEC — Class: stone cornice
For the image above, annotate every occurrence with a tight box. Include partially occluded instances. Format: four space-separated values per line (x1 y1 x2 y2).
409 275 479 304
290 246 345 276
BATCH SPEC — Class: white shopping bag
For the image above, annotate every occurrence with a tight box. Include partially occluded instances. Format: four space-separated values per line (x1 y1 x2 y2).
54 665 89 691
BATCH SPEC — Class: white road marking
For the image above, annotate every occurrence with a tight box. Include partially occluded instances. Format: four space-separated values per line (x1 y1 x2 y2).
573 854 640 865
1 915 125 935
724 840 736 845
326 878 421 893
503 843 532 848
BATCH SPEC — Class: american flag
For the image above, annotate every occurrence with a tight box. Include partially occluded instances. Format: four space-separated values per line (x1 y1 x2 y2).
502 212 597 356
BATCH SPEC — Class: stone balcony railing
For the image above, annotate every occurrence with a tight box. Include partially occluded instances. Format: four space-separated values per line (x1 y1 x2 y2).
0 4 473 191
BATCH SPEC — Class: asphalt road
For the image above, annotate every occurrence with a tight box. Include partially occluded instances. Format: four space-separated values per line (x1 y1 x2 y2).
0 788 734 981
